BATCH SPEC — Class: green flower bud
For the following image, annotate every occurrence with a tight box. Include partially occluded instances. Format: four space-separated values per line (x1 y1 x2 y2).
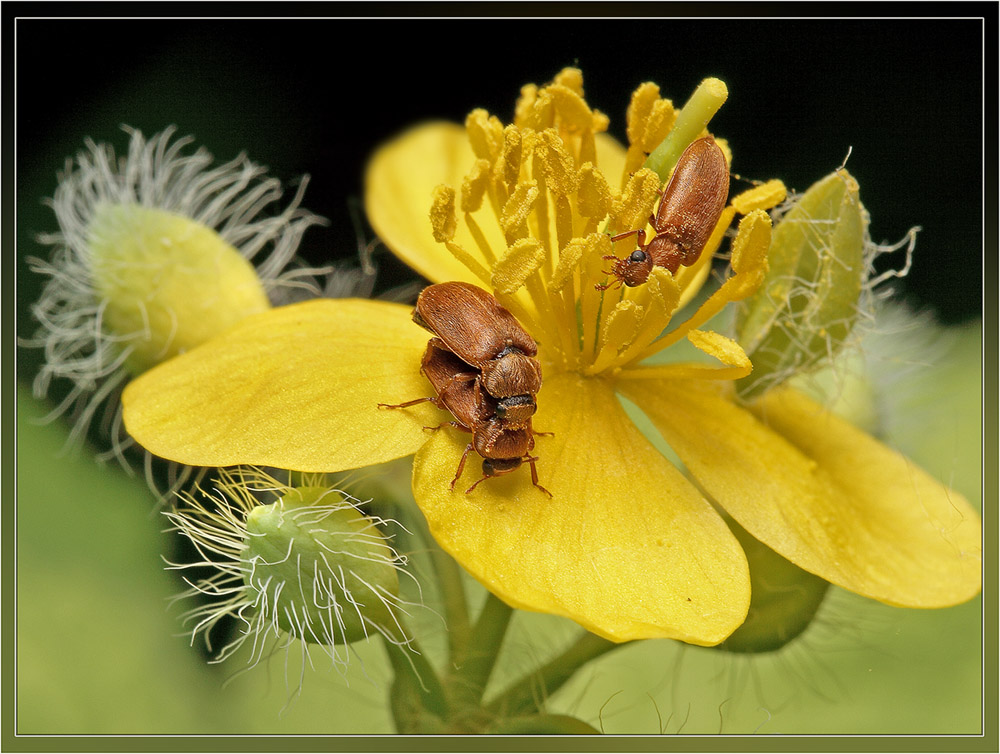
243 486 402 645
166 469 413 669
735 169 869 400
89 204 271 374
24 127 327 466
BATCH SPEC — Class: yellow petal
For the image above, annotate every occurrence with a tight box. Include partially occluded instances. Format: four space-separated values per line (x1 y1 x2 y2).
621 379 981 607
122 299 440 471
411 372 750 645
365 122 505 285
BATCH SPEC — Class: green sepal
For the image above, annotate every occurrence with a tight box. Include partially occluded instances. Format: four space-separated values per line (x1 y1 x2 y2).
736 170 868 400
717 516 829 653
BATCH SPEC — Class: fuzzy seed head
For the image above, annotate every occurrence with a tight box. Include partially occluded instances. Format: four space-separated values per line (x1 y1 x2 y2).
165 468 417 673
243 486 402 645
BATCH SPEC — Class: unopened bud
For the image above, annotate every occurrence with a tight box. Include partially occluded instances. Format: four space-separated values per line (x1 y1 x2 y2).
243 485 403 645
89 204 271 374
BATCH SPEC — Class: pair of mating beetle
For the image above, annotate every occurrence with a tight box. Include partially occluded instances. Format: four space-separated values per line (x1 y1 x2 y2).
382 137 729 494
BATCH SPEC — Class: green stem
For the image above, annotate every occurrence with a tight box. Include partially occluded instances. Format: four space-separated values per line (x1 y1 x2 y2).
449 592 514 707
645 77 729 182
433 547 472 661
411 511 472 663
383 630 449 725
485 630 622 718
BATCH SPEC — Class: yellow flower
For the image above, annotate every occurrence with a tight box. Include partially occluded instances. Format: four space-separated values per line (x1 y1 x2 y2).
122 70 981 646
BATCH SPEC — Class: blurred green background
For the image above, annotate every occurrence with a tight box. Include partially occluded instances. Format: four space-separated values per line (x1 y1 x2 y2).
14 15 985 739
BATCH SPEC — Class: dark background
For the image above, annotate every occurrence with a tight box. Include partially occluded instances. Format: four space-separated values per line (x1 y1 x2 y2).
15 14 987 385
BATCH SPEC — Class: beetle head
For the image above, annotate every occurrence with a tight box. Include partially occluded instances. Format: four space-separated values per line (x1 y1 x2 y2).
481 347 542 399
481 456 522 477
611 248 654 287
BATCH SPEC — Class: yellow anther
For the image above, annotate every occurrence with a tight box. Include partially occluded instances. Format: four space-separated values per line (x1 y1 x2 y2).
641 99 677 153
492 238 545 295
552 237 586 291
497 126 523 192
590 110 610 135
523 89 555 131
731 179 788 214
601 300 644 352
553 67 584 96
646 267 682 318
548 84 595 133
619 329 753 382
586 299 646 374
537 130 579 195
582 232 613 277
429 185 457 243
500 181 539 240
730 209 772 279
687 329 753 379
577 163 612 220
609 168 660 232
465 109 505 162
626 82 661 146
461 159 491 213
514 84 539 129
625 94 677 177
605 268 681 370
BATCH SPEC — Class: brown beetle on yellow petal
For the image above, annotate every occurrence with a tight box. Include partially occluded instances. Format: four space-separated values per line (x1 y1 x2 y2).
380 339 550 496
412 282 542 428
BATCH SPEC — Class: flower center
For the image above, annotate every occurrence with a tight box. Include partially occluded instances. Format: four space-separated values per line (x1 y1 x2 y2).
429 69 784 383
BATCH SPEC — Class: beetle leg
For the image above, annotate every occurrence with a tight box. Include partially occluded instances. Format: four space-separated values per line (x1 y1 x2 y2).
464 473 491 494
450 442 474 490
526 455 552 498
424 420 471 433
609 228 647 246
594 277 624 292
378 396 437 410
436 370 479 407
437 369 478 392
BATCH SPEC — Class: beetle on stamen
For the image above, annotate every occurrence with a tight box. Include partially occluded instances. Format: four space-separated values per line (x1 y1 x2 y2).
597 136 730 290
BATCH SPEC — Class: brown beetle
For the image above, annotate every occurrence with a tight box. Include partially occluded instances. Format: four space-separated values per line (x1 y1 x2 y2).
597 136 729 290
413 282 541 427
379 340 550 496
